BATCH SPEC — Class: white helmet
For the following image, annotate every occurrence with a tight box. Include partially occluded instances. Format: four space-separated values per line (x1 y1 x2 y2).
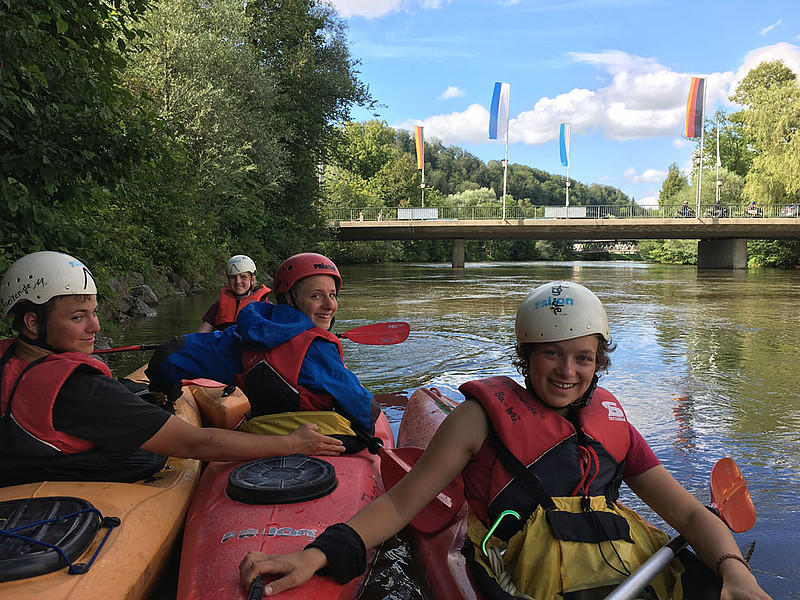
2 251 97 317
226 255 257 276
515 281 610 344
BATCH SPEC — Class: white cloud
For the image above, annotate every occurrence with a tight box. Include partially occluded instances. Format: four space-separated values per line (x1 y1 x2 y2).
394 43 800 149
624 167 668 183
438 86 466 100
328 0 449 19
760 20 782 36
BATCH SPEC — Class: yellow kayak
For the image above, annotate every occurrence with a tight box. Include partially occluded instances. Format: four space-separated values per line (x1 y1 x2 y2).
0 366 202 600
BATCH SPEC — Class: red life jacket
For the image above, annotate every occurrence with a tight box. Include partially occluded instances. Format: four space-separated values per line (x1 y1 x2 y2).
237 327 342 412
0 338 112 455
459 376 630 529
213 284 270 329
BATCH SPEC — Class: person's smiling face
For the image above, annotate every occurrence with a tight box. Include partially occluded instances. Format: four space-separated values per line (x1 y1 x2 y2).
527 335 598 412
44 295 100 354
291 275 338 330
227 272 255 296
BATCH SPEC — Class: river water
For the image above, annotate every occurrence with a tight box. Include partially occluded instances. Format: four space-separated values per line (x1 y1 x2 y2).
106 261 800 599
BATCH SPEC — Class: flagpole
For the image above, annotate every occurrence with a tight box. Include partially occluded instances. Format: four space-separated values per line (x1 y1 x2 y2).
715 117 721 205
502 137 508 221
696 89 706 217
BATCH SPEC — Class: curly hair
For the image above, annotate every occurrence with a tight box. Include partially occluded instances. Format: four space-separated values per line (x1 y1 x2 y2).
512 334 616 385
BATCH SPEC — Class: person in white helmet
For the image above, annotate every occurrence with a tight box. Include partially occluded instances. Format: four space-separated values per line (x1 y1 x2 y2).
197 254 271 333
0 252 343 486
239 281 769 600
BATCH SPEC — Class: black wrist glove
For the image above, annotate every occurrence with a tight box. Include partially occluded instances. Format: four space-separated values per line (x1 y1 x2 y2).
305 523 367 584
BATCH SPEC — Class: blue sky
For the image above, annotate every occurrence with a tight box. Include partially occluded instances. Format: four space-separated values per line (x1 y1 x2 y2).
327 0 800 204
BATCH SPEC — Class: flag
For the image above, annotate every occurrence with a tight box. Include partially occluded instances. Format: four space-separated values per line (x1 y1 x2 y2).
489 82 510 140
685 77 706 138
414 126 424 170
559 123 571 167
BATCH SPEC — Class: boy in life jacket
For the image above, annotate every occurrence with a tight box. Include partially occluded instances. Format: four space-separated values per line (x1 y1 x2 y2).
0 252 344 487
147 253 378 449
239 281 769 600
197 254 271 333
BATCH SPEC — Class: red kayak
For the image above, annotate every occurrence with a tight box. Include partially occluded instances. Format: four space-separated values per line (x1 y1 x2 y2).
176 410 395 600
397 387 486 600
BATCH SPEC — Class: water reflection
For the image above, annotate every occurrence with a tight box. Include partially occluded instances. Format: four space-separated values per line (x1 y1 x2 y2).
112 261 799 599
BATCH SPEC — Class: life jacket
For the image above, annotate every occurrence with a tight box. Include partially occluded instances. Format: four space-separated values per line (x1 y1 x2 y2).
0 338 112 456
459 376 683 600
213 284 270 329
236 327 342 415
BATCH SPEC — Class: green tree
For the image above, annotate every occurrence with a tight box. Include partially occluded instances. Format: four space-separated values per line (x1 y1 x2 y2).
1 0 154 267
658 163 689 206
245 0 371 241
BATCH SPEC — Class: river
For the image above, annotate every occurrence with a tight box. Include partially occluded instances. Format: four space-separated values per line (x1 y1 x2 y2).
105 261 800 599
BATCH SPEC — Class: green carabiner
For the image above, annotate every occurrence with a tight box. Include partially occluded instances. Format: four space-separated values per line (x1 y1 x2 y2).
481 509 521 556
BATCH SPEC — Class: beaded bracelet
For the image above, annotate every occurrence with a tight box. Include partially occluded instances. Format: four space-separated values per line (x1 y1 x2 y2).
715 553 751 577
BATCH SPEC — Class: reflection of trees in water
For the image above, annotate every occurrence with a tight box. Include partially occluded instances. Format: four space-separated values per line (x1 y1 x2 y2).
672 394 696 451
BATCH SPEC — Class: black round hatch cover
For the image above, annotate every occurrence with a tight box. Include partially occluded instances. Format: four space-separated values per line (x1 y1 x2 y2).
0 496 99 581
226 454 337 504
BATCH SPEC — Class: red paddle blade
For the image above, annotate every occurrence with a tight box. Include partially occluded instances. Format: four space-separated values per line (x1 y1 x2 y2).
339 322 410 345
711 457 756 533
380 446 465 534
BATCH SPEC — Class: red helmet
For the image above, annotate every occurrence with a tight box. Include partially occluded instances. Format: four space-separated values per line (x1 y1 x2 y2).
273 253 342 294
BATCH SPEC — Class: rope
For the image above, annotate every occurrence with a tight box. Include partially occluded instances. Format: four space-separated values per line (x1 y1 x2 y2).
483 545 536 600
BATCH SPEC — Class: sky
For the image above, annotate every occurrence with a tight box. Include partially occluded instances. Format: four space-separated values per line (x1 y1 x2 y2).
326 0 800 205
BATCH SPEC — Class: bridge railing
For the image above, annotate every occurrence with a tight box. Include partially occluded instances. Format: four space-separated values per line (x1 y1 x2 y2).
327 203 793 222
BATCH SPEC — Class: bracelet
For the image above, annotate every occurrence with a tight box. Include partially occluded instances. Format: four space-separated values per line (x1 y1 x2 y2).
715 553 751 577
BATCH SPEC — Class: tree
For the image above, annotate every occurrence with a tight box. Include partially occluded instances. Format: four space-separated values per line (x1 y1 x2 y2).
0 0 154 267
657 163 689 207
245 0 372 240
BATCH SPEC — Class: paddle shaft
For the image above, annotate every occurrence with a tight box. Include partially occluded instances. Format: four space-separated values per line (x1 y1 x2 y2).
94 322 410 354
603 535 687 600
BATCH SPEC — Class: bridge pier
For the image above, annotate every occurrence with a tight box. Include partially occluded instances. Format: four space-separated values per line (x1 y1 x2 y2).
452 238 465 268
697 238 748 269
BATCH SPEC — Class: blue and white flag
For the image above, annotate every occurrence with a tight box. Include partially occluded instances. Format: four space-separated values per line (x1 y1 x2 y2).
488 82 510 140
559 123 570 167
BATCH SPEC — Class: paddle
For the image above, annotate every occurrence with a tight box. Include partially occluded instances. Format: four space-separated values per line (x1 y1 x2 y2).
93 322 411 355
357 431 465 535
603 457 757 600
336 321 410 345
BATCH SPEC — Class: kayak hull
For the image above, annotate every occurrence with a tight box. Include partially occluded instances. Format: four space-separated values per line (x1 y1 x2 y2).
0 366 202 600
397 387 485 600
177 411 395 600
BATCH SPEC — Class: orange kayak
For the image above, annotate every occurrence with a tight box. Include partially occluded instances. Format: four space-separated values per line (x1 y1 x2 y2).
397 387 486 600
0 366 202 600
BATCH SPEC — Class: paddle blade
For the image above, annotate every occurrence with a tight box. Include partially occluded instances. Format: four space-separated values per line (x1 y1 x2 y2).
379 446 465 534
183 378 229 388
711 457 756 533
339 322 410 345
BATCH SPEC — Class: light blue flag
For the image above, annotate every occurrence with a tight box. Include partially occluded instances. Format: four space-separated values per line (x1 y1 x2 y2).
488 82 510 140
559 123 570 167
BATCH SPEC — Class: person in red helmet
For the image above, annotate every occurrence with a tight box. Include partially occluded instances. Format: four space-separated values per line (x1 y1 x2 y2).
147 253 378 446
197 255 271 333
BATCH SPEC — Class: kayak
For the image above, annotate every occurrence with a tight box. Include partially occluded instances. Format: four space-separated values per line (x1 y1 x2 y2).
176 407 396 600
0 365 202 600
397 387 486 600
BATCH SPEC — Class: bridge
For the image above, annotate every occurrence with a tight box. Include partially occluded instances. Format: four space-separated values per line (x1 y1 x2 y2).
326 204 800 269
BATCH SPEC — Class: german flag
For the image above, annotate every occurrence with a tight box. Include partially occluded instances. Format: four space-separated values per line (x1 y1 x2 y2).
414 126 424 170
685 77 706 138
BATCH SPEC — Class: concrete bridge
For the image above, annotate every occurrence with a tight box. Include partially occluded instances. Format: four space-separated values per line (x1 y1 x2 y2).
326 205 800 268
